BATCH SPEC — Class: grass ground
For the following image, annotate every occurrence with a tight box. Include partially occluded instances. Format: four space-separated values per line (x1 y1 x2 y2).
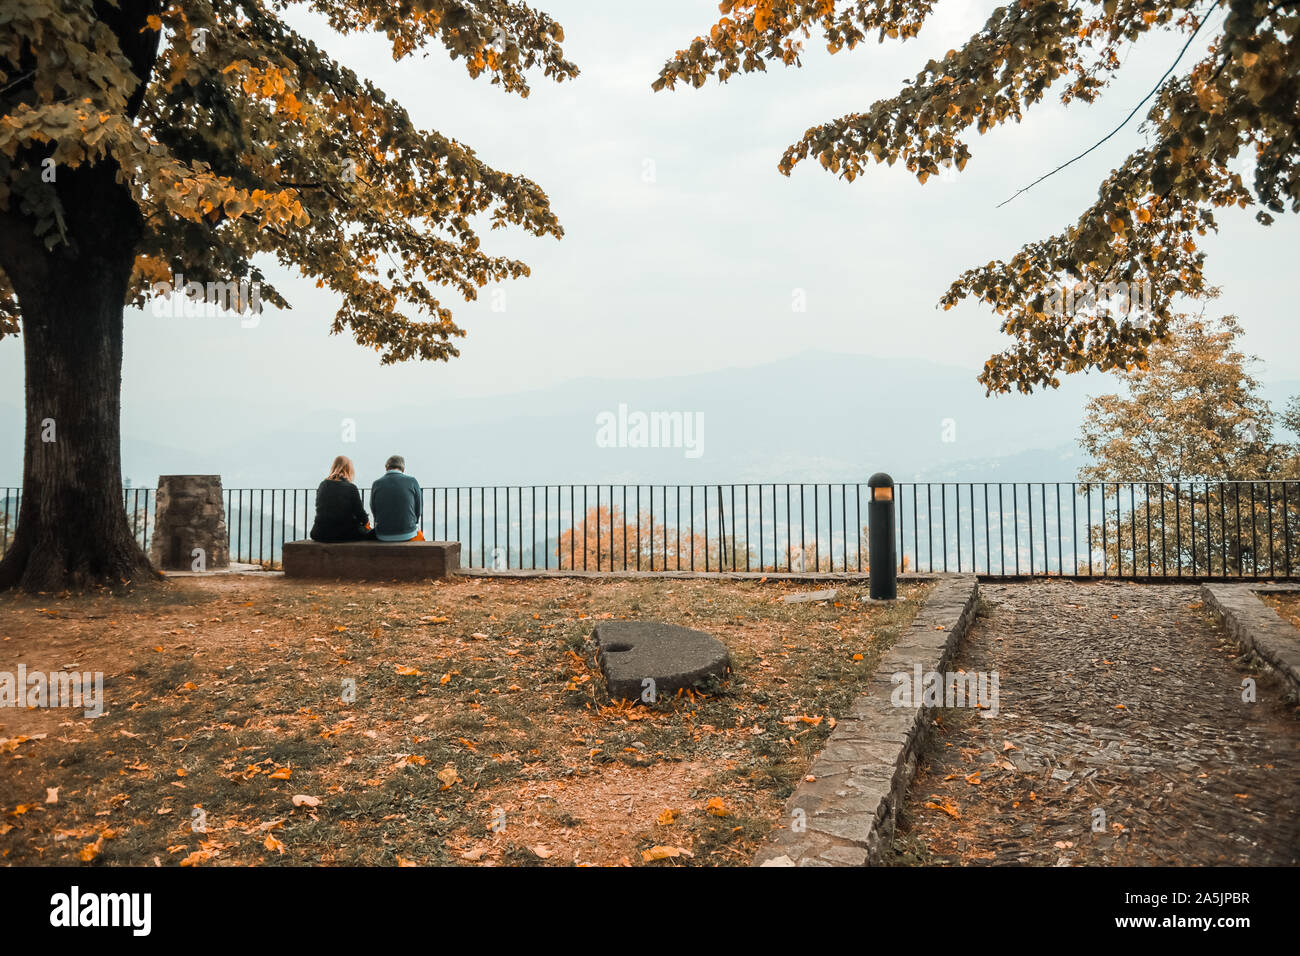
0 574 927 866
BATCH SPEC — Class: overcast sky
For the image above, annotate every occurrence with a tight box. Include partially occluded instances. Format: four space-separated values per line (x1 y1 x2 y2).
2 0 1296 428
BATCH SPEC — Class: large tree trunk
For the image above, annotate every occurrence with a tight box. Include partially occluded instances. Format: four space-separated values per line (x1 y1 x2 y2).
0 161 158 592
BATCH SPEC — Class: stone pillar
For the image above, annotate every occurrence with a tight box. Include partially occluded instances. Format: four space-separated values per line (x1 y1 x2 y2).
150 475 229 571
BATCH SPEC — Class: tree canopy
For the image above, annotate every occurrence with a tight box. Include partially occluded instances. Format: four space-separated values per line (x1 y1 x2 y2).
654 0 1299 393
1077 313 1296 480
1 0 578 361
1075 312 1298 574
0 0 575 591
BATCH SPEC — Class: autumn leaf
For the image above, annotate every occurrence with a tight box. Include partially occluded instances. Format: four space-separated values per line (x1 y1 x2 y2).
656 808 679 826
268 766 292 780
641 845 693 862
436 767 461 790
0 735 44 753
704 797 730 817
394 665 423 676
925 798 961 820
264 834 285 854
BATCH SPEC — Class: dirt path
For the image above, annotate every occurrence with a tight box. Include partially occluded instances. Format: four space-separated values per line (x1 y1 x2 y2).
889 581 1300 866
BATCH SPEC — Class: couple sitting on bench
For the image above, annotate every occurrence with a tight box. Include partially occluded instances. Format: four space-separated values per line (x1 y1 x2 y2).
309 454 425 543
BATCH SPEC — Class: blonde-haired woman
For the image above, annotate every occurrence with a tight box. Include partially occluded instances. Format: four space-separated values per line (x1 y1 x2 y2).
309 455 374 542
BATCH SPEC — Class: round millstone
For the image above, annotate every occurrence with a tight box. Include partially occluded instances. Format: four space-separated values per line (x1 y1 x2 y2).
592 621 731 702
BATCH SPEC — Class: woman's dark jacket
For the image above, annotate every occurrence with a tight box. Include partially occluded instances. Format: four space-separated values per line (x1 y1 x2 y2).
309 479 372 542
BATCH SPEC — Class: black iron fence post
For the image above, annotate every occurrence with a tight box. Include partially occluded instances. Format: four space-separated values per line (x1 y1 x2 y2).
868 473 897 600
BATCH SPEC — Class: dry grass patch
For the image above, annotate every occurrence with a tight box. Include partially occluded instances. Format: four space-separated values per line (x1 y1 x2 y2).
1260 592 1300 633
0 574 928 866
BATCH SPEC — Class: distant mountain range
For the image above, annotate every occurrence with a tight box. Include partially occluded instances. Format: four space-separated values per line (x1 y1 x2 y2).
1 350 1296 490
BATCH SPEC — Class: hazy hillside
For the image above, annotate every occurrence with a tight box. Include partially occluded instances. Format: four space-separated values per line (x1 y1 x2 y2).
196 351 1108 487
1 350 1296 489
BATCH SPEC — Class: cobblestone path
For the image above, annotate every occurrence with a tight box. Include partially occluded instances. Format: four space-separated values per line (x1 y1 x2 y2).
888 581 1300 865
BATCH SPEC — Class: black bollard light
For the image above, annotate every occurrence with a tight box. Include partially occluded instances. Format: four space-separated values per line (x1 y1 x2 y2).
868 472 897 600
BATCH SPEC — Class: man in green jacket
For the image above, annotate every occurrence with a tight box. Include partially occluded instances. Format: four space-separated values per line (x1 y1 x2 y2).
371 455 424 541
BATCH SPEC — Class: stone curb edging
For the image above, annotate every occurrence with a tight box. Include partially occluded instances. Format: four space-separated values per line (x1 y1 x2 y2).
1201 583 1300 697
752 573 980 867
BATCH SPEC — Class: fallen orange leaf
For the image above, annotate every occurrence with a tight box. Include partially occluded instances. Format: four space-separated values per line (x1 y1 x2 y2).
925 798 961 820
436 767 460 790
641 845 693 862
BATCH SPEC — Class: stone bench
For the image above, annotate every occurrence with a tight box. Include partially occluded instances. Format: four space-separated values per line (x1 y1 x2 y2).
281 540 461 581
